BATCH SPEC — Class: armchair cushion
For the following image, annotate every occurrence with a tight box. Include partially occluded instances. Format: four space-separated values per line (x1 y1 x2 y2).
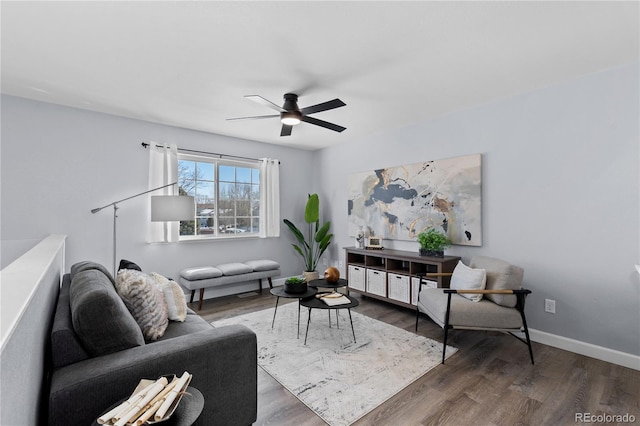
450 260 486 302
418 288 523 329
470 256 523 307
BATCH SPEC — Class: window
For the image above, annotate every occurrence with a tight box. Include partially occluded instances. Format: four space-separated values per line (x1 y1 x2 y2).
178 154 260 239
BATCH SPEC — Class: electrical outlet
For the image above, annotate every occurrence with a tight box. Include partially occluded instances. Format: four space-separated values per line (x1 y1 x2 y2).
544 299 556 314
339 260 343 268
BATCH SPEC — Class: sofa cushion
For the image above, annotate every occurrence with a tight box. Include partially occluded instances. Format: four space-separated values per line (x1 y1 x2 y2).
470 256 523 308
217 263 253 276
450 260 486 302
70 269 145 356
155 312 213 340
70 261 115 287
51 275 90 369
116 269 169 341
244 259 280 272
152 272 187 322
180 266 223 281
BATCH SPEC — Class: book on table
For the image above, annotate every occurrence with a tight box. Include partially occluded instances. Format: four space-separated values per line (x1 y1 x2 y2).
320 293 351 306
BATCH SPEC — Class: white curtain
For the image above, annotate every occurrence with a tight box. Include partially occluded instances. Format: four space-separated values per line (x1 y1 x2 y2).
147 143 180 243
259 158 280 238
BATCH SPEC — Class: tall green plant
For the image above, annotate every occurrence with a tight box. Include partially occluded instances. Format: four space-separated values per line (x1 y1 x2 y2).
283 193 333 272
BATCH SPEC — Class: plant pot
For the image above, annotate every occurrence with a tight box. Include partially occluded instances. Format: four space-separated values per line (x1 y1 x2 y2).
284 282 308 294
419 249 444 258
303 271 320 282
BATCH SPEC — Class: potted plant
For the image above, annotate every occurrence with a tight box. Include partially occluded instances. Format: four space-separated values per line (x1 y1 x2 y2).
284 276 308 294
417 228 451 258
283 193 333 282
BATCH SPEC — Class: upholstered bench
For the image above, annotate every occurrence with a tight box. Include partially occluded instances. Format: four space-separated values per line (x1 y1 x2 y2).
180 260 280 310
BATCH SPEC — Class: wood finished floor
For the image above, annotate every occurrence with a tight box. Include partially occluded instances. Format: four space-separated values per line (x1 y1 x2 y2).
195 290 639 426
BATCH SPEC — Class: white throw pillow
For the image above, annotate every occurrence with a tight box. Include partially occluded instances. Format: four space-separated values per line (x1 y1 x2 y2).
450 260 486 302
151 273 188 322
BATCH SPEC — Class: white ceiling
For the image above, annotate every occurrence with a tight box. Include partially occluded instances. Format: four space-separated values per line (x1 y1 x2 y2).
2 1 638 151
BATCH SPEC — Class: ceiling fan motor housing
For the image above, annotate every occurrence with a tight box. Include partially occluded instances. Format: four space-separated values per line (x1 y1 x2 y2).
282 93 300 111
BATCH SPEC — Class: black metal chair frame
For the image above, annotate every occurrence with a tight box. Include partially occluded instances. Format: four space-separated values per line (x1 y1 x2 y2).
415 272 535 365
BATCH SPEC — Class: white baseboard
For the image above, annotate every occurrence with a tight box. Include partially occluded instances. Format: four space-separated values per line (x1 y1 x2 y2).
529 328 640 371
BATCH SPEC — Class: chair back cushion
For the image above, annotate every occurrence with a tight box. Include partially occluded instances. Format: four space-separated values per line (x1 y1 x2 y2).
470 256 524 307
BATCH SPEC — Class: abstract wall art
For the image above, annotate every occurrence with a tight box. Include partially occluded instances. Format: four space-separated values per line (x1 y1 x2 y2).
347 153 482 246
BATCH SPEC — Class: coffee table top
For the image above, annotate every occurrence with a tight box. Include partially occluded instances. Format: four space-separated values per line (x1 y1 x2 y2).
308 278 348 289
270 286 317 299
300 293 359 310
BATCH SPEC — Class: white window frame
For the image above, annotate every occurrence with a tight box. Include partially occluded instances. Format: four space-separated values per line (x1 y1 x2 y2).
177 153 261 241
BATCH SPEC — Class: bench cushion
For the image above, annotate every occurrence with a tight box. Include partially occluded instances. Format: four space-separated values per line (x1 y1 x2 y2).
217 263 253 276
244 259 280 272
180 266 223 281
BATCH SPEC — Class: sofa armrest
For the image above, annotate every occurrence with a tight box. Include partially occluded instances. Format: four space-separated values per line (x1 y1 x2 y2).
49 324 257 426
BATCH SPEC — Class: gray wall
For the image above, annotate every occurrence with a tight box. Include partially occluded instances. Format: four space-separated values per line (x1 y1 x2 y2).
2 62 638 358
316 63 640 356
0 95 315 280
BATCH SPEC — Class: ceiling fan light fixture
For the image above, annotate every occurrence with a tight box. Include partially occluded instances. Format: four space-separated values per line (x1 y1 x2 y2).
281 111 302 126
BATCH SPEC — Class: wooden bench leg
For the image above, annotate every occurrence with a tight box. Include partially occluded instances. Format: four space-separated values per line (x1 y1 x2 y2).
190 290 195 304
268 277 273 289
198 288 204 311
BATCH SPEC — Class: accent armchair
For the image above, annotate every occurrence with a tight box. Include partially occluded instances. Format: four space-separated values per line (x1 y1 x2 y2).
415 256 534 364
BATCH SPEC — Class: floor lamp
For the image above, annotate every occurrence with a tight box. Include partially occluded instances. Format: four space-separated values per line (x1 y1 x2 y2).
91 182 195 277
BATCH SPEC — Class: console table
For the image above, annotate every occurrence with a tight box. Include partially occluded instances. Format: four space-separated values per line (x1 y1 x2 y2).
344 247 460 309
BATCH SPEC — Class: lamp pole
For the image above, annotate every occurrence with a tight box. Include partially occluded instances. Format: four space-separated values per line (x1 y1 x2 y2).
91 182 178 277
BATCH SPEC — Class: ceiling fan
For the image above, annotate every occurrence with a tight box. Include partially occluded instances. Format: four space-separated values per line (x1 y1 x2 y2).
228 93 346 136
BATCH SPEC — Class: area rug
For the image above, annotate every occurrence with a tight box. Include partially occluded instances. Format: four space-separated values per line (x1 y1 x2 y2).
212 301 457 425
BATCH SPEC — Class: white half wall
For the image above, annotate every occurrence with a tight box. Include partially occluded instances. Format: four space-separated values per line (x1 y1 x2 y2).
0 234 66 425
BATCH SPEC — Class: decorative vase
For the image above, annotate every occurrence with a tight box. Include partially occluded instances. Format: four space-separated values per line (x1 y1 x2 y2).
419 249 444 258
323 267 340 283
303 271 320 282
284 282 308 294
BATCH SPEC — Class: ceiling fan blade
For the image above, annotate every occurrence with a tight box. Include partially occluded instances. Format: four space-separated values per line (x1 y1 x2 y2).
245 95 286 113
227 114 279 121
302 115 346 133
280 124 293 137
300 98 346 115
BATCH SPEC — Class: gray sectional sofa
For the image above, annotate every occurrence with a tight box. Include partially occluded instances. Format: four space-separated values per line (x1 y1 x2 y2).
48 261 257 426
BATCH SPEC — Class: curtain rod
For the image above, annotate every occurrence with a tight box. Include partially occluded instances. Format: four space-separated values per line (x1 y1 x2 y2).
141 142 279 164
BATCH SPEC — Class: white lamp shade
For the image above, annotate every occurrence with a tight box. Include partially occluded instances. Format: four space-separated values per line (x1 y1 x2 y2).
151 195 195 222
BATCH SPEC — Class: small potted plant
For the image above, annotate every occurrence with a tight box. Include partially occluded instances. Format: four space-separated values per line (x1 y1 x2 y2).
284 276 308 294
417 228 451 258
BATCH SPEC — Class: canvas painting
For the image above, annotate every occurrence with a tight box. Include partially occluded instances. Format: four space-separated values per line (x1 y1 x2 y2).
347 153 482 246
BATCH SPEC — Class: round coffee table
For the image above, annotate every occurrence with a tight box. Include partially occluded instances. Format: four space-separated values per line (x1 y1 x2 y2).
308 278 349 294
299 294 359 345
270 286 317 338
